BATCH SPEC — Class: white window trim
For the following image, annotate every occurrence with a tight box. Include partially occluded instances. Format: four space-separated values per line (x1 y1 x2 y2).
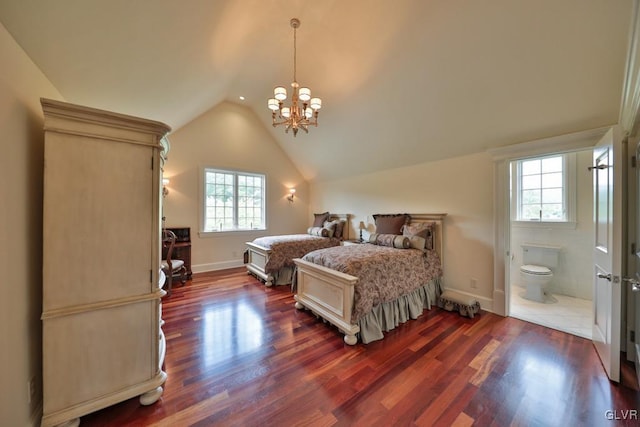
199 167 267 237
510 152 577 229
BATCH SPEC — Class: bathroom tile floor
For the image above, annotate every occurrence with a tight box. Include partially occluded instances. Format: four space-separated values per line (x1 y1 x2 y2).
509 285 592 339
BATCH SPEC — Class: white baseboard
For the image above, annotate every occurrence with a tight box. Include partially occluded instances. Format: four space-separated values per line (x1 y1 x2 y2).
441 287 494 313
192 260 244 273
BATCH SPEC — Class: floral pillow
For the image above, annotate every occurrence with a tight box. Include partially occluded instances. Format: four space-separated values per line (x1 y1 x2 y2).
403 222 435 250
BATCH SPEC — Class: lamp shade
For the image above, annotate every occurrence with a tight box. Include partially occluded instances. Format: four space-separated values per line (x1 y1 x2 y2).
274 87 287 101
281 107 291 118
267 98 279 111
298 87 311 101
310 98 322 110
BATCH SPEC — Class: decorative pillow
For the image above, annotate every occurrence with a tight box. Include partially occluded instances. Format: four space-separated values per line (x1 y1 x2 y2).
335 220 345 239
402 222 435 250
307 226 329 237
312 212 330 227
373 213 411 235
369 233 411 249
323 220 341 238
405 235 427 251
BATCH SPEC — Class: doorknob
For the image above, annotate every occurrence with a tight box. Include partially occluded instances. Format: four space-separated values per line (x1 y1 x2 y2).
622 277 640 292
598 273 612 281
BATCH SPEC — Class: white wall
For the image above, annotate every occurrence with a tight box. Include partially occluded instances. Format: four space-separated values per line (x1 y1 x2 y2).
310 151 496 309
0 23 63 427
510 150 594 300
163 101 310 272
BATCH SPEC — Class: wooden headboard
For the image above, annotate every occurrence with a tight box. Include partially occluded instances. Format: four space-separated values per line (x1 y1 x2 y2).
406 213 447 266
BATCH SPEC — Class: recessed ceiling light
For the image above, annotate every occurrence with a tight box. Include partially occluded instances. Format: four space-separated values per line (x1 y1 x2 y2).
239 96 245 101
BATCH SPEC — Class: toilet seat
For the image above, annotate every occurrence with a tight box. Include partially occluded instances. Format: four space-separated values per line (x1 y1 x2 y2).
520 264 552 275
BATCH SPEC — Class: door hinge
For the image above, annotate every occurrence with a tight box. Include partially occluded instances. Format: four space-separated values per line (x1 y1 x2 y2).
151 157 154 170
631 330 635 343
632 243 636 255
150 269 153 282
632 155 636 168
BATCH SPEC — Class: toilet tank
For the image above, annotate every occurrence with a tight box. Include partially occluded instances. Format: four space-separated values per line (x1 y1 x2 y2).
522 243 561 268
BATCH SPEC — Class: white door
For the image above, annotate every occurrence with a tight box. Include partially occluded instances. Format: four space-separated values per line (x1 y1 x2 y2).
592 127 623 382
629 140 640 383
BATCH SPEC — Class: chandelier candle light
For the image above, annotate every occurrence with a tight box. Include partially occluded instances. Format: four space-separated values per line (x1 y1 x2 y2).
268 18 322 136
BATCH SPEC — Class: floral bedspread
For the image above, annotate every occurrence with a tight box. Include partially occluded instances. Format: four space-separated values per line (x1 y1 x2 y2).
301 244 442 322
251 234 341 274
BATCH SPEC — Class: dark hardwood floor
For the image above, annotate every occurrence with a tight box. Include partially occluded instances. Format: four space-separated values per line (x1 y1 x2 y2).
81 268 640 426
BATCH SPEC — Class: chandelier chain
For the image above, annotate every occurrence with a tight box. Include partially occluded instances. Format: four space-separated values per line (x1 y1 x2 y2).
293 23 297 83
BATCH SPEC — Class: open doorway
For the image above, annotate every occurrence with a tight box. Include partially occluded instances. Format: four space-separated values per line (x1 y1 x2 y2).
491 126 634 383
507 149 594 338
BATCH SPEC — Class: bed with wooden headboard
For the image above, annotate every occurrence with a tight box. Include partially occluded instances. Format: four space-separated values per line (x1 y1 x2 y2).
246 213 350 287
293 213 446 344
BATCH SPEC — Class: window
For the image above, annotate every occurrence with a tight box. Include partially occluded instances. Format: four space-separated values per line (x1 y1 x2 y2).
202 168 265 232
511 153 576 224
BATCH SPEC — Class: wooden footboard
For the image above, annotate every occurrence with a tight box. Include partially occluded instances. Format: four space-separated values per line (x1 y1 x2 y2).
293 258 360 345
245 242 274 286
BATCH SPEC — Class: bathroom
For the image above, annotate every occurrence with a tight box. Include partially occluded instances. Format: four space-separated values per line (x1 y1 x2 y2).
508 149 594 338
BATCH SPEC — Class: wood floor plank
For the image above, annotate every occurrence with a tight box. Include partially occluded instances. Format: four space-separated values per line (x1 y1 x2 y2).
79 267 640 426
448 411 474 427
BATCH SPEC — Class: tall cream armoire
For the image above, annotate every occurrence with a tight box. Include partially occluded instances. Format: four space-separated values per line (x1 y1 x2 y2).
41 99 170 427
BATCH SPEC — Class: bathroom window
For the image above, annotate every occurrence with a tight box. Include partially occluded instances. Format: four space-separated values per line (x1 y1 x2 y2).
511 153 576 226
200 168 266 234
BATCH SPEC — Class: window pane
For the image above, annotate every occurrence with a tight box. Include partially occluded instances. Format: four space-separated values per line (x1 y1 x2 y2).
515 154 570 223
542 203 563 220
542 172 562 188
522 189 540 204
522 160 540 175
522 205 541 220
522 175 540 190
541 156 562 173
204 169 265 232
542 188 563 204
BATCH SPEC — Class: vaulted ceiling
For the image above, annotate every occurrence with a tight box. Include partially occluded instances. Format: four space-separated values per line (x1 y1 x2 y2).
0 0 634 181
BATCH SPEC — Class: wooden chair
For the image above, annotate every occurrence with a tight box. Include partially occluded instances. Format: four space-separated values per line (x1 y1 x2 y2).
161 229 187 296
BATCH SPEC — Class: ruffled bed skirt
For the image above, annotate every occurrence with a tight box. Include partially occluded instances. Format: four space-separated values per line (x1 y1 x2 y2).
272 266 295 286
357 277 442 344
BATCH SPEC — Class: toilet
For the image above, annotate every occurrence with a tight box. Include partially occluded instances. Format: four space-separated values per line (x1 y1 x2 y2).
519 243 561 303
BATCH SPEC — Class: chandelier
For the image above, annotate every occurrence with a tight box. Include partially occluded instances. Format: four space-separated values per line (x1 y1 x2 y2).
268 18 322 137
